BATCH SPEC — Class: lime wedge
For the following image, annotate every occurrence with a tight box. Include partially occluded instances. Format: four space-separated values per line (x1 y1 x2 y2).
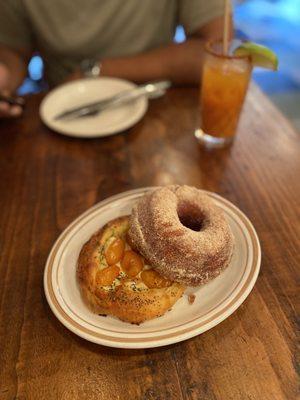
234 42 278 71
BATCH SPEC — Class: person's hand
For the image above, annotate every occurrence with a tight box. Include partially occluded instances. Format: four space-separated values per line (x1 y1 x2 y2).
0 63 23 118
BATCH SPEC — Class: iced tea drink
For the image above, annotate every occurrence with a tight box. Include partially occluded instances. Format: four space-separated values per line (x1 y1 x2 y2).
195 41 252 147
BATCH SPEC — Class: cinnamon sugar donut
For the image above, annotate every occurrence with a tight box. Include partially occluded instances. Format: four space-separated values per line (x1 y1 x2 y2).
128 185 234 286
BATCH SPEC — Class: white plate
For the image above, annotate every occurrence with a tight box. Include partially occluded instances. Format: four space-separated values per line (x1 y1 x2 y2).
44 188 261 349
39 78 148 138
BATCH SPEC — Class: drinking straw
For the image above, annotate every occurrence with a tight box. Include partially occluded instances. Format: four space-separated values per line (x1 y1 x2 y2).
223 0 230 54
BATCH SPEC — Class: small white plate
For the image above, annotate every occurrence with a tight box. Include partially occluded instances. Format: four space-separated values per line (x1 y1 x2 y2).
40 78 148 138
44 188 261 349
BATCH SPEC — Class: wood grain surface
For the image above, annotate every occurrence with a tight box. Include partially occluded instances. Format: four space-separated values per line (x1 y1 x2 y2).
0 84 299 400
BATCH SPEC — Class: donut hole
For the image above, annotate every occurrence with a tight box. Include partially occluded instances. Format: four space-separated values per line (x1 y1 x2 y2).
179 215 203 231
177 203 204 232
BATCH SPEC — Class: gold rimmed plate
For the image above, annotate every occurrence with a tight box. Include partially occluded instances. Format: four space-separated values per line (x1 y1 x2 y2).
44 188 261 348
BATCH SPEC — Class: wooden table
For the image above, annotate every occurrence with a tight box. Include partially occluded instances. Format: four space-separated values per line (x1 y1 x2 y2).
0 84 299 400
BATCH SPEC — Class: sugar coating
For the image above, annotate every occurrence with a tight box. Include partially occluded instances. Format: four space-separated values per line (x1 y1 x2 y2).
128 185 234 286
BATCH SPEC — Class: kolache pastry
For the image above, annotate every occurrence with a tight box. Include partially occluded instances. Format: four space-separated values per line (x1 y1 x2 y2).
77 185 234 324
128 185 234 286
77 216 185 324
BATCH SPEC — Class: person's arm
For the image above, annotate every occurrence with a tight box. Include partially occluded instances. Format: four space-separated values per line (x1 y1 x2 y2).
0 44 28 91
100 39 205 86
0 44 29 117
68 15 233 86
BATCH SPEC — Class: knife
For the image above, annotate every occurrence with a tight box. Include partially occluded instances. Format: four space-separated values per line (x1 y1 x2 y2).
54 80 171 121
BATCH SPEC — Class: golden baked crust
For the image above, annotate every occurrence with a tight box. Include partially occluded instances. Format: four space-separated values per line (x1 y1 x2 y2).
77 216 185 324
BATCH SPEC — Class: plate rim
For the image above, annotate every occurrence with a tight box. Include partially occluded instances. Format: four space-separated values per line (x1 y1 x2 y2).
44 187 261 349
39 77 148 138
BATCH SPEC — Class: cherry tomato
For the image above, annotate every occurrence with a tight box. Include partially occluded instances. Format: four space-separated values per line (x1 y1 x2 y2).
121 250 143 277
96 265 120 286
105 238 125 265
